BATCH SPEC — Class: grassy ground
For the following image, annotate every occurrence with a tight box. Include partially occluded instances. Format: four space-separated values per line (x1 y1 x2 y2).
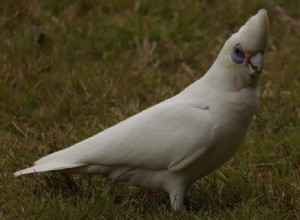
1 0 300 219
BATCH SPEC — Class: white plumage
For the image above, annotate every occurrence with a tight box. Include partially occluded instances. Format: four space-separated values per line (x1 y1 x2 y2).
14 9 269 210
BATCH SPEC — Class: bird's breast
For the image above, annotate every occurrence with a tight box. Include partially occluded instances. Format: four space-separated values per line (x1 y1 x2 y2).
200 87 259 171
213 87 259 140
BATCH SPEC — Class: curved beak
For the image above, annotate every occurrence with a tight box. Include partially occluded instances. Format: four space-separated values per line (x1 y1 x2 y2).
248 53 264 76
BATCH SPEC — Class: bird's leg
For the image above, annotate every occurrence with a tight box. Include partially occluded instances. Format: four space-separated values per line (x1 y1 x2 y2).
169 188 187 210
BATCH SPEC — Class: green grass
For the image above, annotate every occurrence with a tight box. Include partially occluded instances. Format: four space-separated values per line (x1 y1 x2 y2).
1 0 300 218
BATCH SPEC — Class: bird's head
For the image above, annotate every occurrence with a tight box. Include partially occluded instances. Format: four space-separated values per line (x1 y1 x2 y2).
207 9 269 91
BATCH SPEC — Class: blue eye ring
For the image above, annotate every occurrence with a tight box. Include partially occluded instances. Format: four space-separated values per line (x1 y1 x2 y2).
231 44 245 64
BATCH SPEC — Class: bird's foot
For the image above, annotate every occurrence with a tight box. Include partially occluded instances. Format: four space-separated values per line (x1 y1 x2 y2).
184 196 201 211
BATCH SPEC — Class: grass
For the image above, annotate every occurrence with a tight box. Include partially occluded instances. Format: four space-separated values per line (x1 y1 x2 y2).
1 0 300 218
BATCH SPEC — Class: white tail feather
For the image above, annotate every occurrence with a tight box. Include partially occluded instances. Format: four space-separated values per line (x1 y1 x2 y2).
14 162 84 177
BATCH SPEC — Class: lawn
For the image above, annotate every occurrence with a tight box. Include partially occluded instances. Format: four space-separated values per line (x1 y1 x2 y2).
1 0 300 219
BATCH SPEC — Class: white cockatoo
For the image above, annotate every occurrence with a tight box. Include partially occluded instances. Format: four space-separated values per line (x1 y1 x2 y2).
14 9 269 210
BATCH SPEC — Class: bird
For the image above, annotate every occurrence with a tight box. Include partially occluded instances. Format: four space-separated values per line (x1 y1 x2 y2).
14 9 269 210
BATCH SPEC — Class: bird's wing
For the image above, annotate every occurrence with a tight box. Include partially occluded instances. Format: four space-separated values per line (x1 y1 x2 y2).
31 99 214 173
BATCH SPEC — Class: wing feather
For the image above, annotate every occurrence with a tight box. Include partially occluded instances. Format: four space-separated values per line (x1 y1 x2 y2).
34 99 214 172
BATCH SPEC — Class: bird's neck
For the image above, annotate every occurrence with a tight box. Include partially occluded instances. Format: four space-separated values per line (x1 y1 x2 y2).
202 63 259 92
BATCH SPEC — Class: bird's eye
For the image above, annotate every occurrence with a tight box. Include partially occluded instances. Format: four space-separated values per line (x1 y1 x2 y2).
231 44 245 64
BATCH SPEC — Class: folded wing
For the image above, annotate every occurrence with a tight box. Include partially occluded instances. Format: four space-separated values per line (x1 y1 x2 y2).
14 98 215 177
